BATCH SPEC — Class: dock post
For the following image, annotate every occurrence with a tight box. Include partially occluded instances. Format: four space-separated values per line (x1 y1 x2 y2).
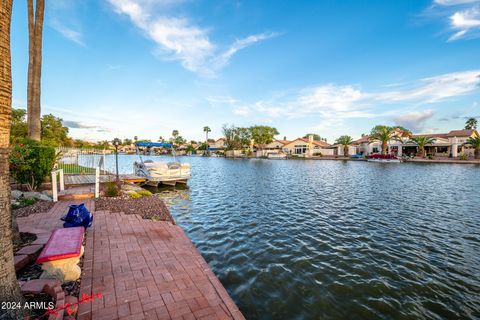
95 167 100 198
59 169 64 191
51 171 58 202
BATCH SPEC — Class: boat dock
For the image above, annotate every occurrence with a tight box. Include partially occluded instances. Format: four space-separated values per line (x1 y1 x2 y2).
65 174 147 186
17 200 245 320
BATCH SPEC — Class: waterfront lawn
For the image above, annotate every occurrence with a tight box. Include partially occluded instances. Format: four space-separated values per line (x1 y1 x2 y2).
57 163 97 174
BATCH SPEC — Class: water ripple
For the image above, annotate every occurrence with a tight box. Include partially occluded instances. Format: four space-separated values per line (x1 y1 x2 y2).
152 158 480 319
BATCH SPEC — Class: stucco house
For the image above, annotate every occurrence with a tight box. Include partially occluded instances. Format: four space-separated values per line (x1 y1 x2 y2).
282 137 333 156
353 129 479 158
208 138 226 151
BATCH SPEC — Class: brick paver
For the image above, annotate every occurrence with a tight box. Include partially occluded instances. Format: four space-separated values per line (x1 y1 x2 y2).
17 199 245 320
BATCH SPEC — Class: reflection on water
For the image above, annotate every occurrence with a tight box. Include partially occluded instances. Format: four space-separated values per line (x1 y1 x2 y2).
98 155 480 319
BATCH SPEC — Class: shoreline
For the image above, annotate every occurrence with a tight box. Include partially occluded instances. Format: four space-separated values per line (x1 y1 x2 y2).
223 155 480 164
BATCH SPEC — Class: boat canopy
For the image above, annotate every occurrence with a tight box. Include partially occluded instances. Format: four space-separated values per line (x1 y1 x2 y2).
135 142 172 148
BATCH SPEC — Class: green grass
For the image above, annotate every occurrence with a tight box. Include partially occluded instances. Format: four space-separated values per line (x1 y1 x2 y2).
57 163 98 174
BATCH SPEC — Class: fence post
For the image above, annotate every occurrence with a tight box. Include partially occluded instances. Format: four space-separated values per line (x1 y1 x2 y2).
51 171 58 202
59 169 64 191
95 167 100 198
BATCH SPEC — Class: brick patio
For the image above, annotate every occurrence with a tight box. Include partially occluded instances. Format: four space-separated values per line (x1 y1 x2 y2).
17 200 244 320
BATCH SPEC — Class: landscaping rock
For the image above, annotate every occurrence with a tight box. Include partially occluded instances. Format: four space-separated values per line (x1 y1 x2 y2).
23 191 52 201
20 279 61 295
14 255 30 272
64 296 79 316
11 189 23 199
16 244 44 256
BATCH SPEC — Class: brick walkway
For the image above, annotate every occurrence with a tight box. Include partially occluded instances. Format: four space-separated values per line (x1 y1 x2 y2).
17 200 244 320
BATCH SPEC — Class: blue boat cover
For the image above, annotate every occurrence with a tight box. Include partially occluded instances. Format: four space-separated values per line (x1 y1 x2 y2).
135 142 172 147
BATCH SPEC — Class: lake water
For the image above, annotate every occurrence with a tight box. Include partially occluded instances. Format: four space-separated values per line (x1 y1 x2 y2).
96 155 480 319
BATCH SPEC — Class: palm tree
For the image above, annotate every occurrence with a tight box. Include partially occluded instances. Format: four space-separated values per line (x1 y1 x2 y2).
203 126 211 141
27 0 45 141
407 136 436 157
0 1 27 317
369 125 407 155
464 136 480 159
335 135 353 157
465 117 478 130
203 126 211 155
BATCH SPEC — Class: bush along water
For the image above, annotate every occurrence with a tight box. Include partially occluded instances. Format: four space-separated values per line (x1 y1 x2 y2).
9 138 57 191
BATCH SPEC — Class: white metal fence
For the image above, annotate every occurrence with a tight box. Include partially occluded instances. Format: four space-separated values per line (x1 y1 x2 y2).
55 147 109 175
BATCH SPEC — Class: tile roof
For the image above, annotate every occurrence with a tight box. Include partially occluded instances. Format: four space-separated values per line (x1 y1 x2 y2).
446 129 477 137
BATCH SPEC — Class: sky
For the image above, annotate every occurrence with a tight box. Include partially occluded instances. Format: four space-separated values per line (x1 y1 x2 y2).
10 0 480 143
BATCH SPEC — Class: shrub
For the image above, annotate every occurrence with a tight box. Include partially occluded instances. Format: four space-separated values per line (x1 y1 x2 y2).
136 189 152 197
427 154 435 160
127 191 142 199
458 153 468 161
12 197 37 210
104 181 120 197
9 138 57 190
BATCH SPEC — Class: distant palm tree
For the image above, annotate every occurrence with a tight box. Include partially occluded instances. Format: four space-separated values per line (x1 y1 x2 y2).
369 125 407 155
464 136 480 159
134 135 138 142
335 135 353 157
0 1 27 316
408 136 436 157
203 126 211 141
465 117 478 130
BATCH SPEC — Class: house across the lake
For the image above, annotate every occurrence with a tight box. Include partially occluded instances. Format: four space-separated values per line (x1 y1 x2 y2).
353 129 479 158
261 135 333 157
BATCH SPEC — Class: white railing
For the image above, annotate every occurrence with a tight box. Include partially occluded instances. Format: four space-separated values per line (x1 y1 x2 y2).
51 167 100 202
51 169 64 202
55 147 108 175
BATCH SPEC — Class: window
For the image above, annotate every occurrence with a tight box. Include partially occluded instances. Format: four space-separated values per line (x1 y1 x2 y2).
294 144 307 154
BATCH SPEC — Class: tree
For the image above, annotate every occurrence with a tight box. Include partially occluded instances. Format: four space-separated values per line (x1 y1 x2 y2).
407 136 436 157
465 117 478 130
42 114 70 146
123 138 132 146
11 108 28 139
134 136 138 142
249 125 279 149
10 109 71 146
303 133 322 141
369 125 409 155
27 0 45 141
158 136 165 142
464 136 480 159
203 126 211 142
335 135 353 157
1 1 27 317
222 124 251 150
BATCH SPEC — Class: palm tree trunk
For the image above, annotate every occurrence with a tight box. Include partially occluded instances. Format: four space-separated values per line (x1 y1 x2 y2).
0 1 27 318
382 142 387 155
344 145 348 157
27 0 34 131
475 148 479 159
27 0 44 141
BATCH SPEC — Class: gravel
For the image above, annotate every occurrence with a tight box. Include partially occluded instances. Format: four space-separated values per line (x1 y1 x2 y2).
95 195 174 222
13 200 55 218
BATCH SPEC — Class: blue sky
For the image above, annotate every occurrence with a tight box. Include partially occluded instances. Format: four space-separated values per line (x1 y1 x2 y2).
10 0 480 142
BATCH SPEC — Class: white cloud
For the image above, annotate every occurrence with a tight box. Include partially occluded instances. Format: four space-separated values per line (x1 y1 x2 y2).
448 6 480 40
431 0 480 40
434 0 479 5
375 70 480 102
393 109 434 131
228 70 480 126
49 19 85 46
107 0 277 75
